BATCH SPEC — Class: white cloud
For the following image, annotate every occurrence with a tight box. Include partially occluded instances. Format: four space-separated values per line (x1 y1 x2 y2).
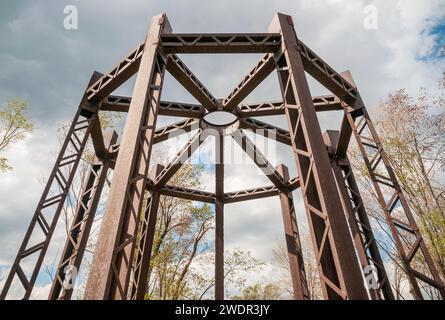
1 0 444 298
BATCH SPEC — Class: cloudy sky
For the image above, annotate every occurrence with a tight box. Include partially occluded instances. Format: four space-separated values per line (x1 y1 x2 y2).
0 0 444 299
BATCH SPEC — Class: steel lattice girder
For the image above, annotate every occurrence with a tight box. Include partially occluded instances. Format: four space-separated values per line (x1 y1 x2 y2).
166 54 218 111
87 43 145 102
0 72 103 300
84 14 171 300
231 129 286 189
223 54 276 110
154 128 207 187
160 33 282 54
105 119 201 158
324 130 394 300
102 95 206 118
276 164 310 300
128 165 163 300
3 11 444 301
159 184 216 203
237 95 342 117
346 105 445 299
240 118 291 145
153 118 199 144
224 177 299 204
297 40 358 104
48 131 118 300
271 13 368 300
101 94 341 117
335 70 445 299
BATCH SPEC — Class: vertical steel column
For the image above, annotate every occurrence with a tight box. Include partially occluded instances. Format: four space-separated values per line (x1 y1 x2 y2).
130 165 163 300
324 130 394 300
276 164 310 300
49 131 118 300
269 13 368 299
215 134 224 300
84 14 171 300
0 72 102 300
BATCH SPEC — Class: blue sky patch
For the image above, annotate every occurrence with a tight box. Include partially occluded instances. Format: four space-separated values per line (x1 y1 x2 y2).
418 17 445 61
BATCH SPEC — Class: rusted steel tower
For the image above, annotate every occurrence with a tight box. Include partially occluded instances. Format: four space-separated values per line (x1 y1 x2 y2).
1 13 444 300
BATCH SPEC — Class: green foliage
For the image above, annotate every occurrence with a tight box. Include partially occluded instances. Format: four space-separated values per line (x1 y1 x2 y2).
98 111 122 130
231 283 282 300
187 248 264 300
145 164 263 300
0 98 34 172
146 164 214 299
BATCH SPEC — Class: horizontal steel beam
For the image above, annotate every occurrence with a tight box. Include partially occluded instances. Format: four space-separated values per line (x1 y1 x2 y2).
237 95 342 117
166 54 218 111
102 94 341 119
153 180 301 204
160 33 281 54
224 177 300 203
159 184 215 203
237 101 285 117
287 176 300 191
101 96 206 118
240 118 291 145
106 121 199 167
312 95 343 112
157 101 205 118
100 95 131 112
224 185 278 203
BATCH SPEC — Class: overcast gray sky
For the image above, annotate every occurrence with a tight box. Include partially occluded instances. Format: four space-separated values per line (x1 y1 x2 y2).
1 0 444 298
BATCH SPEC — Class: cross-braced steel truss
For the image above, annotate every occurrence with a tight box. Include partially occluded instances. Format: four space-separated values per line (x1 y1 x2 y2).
1 13 444 300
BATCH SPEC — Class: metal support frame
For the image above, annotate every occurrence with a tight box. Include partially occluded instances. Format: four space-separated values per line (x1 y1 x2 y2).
84 14 170 300
102 96 205 118
223 54 276 111
0 72 103 300
153 118 199 144
324 130 394 300
160 33 281 54
129 165 163 300
240 118 291 145
2 12 443 301
48 131 118 300
224 177 299 204
158 184 215 203
334 70 445 299
231 129 286 189
346 103 445 299
237 95 341 117
215 135 224 300
270 13 368 299
155 129 206 187
166 54 217 111
276 164 309 300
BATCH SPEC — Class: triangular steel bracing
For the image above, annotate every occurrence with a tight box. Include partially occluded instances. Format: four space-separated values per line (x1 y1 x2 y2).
2 12 443 302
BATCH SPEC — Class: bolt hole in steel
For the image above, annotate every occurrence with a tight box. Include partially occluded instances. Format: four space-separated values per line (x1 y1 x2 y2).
203 111 238 127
